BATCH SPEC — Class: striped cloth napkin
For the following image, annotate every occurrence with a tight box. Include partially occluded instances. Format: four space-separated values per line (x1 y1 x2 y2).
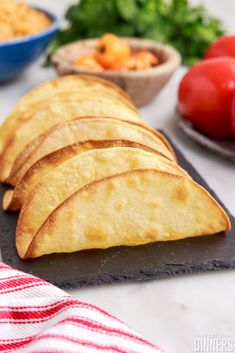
0 263 164 353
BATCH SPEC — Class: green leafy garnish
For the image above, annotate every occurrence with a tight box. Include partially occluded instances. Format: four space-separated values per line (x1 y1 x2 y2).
49 0 226 65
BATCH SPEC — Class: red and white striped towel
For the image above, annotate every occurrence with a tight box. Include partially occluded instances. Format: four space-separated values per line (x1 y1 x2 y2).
0 263 164 353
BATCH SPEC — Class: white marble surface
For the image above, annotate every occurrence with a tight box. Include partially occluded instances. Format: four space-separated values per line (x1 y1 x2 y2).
0 2 235 353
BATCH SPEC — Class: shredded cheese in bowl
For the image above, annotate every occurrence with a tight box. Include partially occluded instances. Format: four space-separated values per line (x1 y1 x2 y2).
0 0 52 42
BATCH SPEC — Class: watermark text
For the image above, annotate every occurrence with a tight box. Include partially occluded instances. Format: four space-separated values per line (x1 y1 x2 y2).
193 335 234 352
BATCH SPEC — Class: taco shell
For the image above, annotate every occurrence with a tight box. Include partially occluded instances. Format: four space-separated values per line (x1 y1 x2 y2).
7 117 175 186
0 74 135 155
0 91 145 182
16 148 184 258
4 139 183 211
24 169 231 259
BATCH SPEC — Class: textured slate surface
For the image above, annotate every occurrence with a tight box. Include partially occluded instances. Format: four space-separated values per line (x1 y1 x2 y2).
0 132 234 289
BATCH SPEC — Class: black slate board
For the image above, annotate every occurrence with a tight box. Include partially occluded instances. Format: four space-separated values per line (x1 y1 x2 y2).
0 132 234 289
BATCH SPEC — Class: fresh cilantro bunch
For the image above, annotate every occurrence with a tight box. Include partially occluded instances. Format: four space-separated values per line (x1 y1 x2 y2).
52 0 226 65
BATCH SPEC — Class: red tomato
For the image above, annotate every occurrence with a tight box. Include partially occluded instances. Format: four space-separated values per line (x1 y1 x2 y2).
231 93 235 134
178 58 235 139
205 35 235 59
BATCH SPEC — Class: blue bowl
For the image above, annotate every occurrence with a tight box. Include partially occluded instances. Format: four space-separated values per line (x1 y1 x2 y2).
0 7 59 82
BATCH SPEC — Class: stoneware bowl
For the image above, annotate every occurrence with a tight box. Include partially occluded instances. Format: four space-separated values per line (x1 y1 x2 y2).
52 38 181 106
0 7 59 82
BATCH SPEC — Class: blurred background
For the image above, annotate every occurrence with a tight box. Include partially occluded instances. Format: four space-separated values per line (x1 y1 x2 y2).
35 0 235 32
1 2 235 352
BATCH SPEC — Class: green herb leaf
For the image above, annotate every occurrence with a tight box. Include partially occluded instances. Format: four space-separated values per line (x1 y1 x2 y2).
47 0 226 66
116 0 138 21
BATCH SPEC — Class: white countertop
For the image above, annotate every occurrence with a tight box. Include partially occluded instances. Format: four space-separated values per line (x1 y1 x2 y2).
0 1 235 353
